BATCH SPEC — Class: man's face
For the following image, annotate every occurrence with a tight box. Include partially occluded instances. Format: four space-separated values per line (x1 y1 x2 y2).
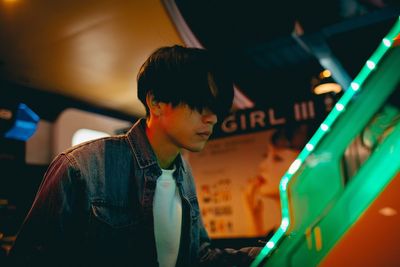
158 103 218 152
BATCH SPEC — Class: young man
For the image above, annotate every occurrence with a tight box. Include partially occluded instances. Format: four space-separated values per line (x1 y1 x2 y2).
9 45 260 266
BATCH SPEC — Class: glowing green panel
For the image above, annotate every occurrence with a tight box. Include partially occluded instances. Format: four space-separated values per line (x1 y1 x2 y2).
251 17 400 267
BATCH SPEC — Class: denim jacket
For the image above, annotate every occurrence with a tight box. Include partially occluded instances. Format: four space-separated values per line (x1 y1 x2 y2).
10 119 259 267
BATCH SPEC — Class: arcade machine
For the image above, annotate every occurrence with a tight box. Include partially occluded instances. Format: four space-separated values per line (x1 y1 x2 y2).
251 17 400 267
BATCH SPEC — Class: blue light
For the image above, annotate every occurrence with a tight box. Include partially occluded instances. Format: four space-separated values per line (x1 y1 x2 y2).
4 103 40 141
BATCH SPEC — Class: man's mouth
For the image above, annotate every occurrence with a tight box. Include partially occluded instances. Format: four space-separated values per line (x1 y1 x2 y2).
197 131 212 138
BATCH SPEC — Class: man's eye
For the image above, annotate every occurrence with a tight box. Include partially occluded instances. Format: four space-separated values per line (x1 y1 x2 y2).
273 154 284 162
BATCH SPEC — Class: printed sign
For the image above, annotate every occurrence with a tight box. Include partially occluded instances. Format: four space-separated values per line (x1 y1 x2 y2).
189 95 333 238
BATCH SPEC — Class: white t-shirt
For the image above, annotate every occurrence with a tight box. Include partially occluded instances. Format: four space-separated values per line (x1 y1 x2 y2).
153 167 182 267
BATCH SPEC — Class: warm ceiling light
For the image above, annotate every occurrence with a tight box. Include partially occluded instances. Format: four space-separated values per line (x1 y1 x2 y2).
313 82 342 95
319 70 332 79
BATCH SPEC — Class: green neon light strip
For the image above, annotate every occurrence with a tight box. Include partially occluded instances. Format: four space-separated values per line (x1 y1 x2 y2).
250 16 400 267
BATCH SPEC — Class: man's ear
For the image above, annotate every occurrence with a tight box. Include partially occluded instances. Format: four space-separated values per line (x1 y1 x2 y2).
146 93 161 116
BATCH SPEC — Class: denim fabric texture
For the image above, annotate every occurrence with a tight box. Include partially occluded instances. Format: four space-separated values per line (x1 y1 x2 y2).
10 119 211 267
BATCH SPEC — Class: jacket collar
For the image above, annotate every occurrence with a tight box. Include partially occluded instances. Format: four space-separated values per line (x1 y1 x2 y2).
126 119 186 177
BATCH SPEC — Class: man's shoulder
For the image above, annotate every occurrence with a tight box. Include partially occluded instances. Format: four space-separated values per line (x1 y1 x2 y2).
63 134 130 161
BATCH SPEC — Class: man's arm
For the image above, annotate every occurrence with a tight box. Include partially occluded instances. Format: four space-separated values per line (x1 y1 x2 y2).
198 207 262 267
9 154 85 266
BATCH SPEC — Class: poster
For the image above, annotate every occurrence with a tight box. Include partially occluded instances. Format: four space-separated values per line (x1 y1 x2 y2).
188 97 332 238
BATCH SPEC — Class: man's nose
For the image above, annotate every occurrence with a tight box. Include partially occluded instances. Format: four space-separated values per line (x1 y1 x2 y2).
202 110 218 125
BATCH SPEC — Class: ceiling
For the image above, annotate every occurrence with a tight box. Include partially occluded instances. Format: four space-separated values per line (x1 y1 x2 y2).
176 0 400 107
0 0 399 118
0 0 183 117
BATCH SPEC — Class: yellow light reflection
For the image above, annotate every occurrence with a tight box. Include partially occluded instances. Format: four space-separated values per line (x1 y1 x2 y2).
3 0 19 3
313 83 342 95
319 69 332 79
379 207 397 217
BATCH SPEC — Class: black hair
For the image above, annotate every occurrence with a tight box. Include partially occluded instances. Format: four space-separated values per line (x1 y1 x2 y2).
137 45 234 118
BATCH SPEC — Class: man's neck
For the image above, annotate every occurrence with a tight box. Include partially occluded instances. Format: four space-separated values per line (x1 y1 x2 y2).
145 119 180 169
